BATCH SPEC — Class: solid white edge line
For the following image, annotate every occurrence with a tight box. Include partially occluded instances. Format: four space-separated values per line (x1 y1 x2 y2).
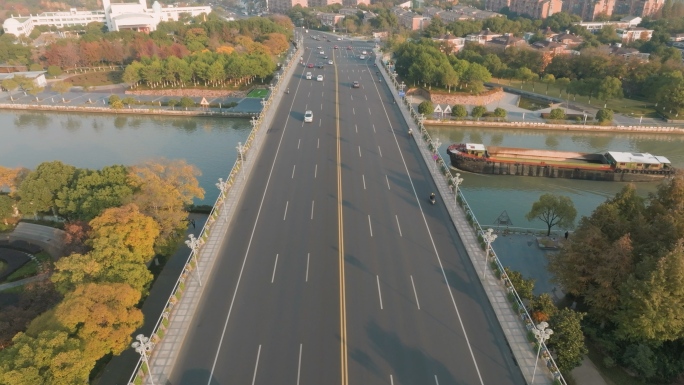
396 215 402 237
306 253 310 282
271 254 279 283
410 275 420 310
366 59 486 385
376 275 383 310
297 344 303 385
251 345 262 385
206 47 312 385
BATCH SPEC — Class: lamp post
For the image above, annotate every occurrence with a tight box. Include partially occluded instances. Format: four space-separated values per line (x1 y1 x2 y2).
532 322 554 383
184 234 202 286
432 138 442 172
216 177 227 198
451 172 463 205
237 142 245 180
268 84 275 96
131 334 155 385
482 228 497 279
583 111 588 125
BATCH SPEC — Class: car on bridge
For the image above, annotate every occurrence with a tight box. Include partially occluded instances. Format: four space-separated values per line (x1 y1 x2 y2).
304 110 313 122
317 75 323 81
328 60 333 65
352 81 360 88
306 72 312 79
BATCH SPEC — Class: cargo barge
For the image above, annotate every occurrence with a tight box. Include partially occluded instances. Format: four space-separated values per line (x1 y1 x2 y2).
446 143 675 182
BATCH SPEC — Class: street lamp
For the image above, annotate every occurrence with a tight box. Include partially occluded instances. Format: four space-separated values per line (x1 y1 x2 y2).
216 177 227 197
583 112 588 125
451 172 463 204
532 322 554 383
432 138 442 172
184 234 202 286
131 334 155 385
482 228 497 279
237 142 245 180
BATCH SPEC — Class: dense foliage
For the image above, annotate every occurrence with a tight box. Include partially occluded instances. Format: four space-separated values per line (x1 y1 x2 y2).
548 174 684 381
0 159 204 383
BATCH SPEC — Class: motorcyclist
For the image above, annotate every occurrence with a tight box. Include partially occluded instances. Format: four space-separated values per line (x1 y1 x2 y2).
430 192 436 203
408 128 413 136
286 88 290 94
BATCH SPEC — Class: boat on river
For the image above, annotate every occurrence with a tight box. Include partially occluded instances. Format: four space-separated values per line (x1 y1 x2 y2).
446 143 675 182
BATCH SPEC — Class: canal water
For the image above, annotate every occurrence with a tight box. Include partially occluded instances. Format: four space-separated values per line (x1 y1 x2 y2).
427 125 684 229
1 111 251 205
2 110 683 229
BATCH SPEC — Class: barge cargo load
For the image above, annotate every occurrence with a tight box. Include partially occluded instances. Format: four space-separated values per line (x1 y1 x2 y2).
445 143 675 182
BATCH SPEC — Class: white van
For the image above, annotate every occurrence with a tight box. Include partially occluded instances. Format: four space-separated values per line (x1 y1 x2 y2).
306 72 312 80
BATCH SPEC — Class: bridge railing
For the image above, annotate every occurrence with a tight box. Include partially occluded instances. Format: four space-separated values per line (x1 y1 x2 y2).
380 57 567 385
126 41 303 385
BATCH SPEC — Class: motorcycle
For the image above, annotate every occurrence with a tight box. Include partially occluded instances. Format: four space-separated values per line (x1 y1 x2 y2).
286 88 290 94
429 194 436 205
408 129 413 137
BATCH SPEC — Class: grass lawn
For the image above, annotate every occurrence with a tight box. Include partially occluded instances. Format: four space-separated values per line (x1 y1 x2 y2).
3 251 51 283
65 70 123 87
491 78 660 118
0 285 25 294
247 88 270 98
0 259 7 275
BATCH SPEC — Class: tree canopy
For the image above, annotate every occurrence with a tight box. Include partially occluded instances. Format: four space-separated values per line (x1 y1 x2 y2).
526 193 576 235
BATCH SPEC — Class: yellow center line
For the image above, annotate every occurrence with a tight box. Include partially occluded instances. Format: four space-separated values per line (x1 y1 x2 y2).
335 55 349 385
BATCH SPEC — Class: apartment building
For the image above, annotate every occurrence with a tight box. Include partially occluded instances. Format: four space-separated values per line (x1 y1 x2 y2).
485 0 562 19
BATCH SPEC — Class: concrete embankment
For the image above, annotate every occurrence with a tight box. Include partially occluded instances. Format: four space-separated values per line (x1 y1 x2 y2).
0 103 257 118
426 119 684 135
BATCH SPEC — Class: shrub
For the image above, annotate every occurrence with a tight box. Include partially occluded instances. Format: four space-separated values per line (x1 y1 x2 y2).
548 108 566 120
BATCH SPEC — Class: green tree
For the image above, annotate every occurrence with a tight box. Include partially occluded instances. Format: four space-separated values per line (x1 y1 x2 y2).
168 99 178 110
548 108 566 120
471 105 487 120
108 94 121 105
555 77 571 97
451 104 468 118
548 308 588 374
526 193 576 236
55 165 134 221
493 107 507 118
180 96 195 109
17 161 76 217
418 100 434 115
504 267 535 300
46 65 62 78
542 73 555 94
0 194 14 223
621 344 657 379
50 81 71 99
597 76 623 101
595 108 613 125
530 293 557 322
515 67 537 83
1 78 18 93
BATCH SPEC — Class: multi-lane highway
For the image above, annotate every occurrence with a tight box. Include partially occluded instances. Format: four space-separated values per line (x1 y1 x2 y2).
168 31 526 385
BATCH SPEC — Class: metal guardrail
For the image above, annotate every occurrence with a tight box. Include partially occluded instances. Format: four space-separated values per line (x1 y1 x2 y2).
125 42 304 385
381 59 567 385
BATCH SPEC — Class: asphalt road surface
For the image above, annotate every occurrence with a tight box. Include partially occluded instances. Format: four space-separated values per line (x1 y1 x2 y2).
168 30 526 385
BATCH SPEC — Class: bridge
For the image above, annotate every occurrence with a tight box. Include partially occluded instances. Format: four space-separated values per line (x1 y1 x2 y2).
111 30 564 385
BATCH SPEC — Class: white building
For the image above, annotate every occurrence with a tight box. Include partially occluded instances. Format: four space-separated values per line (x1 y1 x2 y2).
0 71 47 89
3 0 211 37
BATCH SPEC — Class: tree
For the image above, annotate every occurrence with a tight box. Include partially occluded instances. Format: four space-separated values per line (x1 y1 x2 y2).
597 76 623 101
595 108 613 125
451 104 468 118
46 65 62 78
548 108 566 120
530 293 557 323
0 195 14 223
493 107 507 118
2 78 18 93
504 267 535 300
16 161 76 217
50 81 72 100
542 73 555 94
55 283 144 358
548 309 588 374
515 67 537 83
555 77 571 97
128 159 203 254
471 105 487 120
180 96 195 109
55 165 134 221
526 193 576 236
418 100 434 115
0 330 94 385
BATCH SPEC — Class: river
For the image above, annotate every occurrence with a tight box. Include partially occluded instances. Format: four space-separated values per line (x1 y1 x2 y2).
3 110 683 229
427 125 684 229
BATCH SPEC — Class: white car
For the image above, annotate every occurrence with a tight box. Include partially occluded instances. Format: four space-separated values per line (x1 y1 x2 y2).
359 55 366 60
304 110 313 122
337 37 342 41
362 50 367 55
320 51 324 55
328 60 333 65
306 72 312 80
317 75 323 81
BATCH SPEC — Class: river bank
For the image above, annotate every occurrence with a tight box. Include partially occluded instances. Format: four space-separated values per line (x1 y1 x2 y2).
0 102 257 118
426 119 684 135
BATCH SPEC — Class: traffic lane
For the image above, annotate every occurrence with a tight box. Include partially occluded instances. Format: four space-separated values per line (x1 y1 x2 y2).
340 68 524 378
168 54 335 384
